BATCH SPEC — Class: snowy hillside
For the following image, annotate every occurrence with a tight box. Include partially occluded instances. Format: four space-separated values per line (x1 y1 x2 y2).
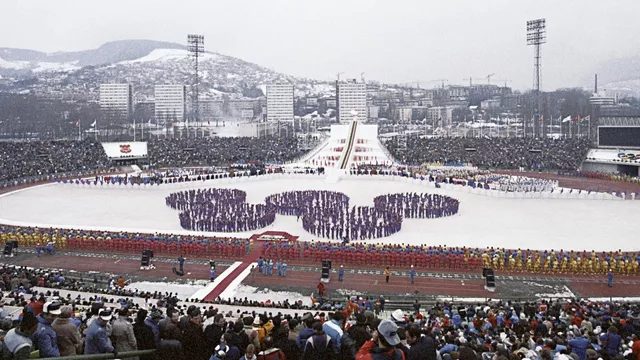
0 56 79 73
0 40 334 100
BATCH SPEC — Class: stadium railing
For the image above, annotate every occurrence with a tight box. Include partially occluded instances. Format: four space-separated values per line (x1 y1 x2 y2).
38 349 156 360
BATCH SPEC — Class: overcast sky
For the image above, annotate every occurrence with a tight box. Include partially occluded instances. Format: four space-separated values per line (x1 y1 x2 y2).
3 0 640 90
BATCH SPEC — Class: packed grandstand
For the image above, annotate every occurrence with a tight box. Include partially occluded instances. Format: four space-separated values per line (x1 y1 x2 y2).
0 137 594 184
1 136 640 360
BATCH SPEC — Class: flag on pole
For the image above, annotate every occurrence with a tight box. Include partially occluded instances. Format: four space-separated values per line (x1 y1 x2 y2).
562 116 572 123
75 120 80 127
148 119 152 126
572 116 579 122
582 115 590 122
90 120 97 127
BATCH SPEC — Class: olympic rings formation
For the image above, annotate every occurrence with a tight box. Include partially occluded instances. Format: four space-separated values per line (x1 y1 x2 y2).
166 188 460 240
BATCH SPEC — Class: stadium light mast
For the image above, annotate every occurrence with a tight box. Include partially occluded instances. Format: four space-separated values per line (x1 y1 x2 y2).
527 19 546 138
188 34 204 138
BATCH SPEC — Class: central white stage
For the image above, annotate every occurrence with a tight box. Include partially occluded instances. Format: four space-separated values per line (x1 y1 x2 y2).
289 119 397 182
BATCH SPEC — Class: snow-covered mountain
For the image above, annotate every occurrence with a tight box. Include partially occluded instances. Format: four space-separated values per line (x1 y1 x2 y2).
0 40 334 99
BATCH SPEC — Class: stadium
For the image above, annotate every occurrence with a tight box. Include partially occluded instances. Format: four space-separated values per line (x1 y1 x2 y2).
1 114 640 360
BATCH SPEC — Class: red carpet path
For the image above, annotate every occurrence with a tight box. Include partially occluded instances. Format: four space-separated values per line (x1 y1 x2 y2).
202 242 264 301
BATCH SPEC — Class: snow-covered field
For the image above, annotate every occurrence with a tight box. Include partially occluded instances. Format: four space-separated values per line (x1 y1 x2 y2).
125 281 209 299
0 175 638 251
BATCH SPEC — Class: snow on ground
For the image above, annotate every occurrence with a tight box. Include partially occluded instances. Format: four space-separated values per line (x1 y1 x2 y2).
228 285 312 307
118 49 219 64
534 285 576 299
209 122 258 137
20 287 312 320
0 56 29 69
31 61 79 73
125 281 208 299
0 175 639 251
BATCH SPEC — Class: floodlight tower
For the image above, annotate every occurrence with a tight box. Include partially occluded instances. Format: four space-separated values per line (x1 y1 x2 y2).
527 19 546 138
188 34 204 137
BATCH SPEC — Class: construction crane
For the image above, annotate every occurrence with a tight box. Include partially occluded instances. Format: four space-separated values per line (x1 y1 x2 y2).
462 77 486 87
430 79 449 88
336 72 345 81
486 73 496 85
397 79 448 88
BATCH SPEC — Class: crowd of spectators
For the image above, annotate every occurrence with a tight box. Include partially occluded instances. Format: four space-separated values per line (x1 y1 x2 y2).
386 137 592 170
0 136 598 186
2 260 640 360
148 137 306 168
0 137 304 185
558 171 640 186
0 140 111 183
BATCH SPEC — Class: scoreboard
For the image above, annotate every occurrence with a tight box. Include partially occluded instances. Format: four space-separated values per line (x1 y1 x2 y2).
598 126 640 148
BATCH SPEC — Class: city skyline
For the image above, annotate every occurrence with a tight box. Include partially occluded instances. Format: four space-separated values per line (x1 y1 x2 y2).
3 0 640 91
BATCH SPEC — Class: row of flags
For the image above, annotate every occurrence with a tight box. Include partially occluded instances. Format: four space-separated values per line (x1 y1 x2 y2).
73 119 213 127
533 115 590 124
561 115 590 123
75 120 97 127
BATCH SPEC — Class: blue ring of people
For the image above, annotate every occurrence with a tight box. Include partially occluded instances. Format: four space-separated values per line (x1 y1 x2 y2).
166 188 459 240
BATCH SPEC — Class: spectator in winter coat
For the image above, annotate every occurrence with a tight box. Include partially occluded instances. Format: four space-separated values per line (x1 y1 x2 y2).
297 315 315 349
257 336 287 360
322 312 344 355
205 314 226 354
159 306 183 360
241 344 258 360
34 301 62 358
631 334 640 360
1 312 38 360
85 309 115 355
302 321 335 360
145 309 163 348
183 308 209 360
111 309 138 358
159 308 182 343
288 319 300 342
406 325 436 360
568 330 589 360
355 320 405 360
347 314 372 352
244 317 261 353
234 321 251 356
133 309 157 360
51 305 82 356
274 319 300 360
439 336 458 356
600 326 621 356
218 332 242 360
